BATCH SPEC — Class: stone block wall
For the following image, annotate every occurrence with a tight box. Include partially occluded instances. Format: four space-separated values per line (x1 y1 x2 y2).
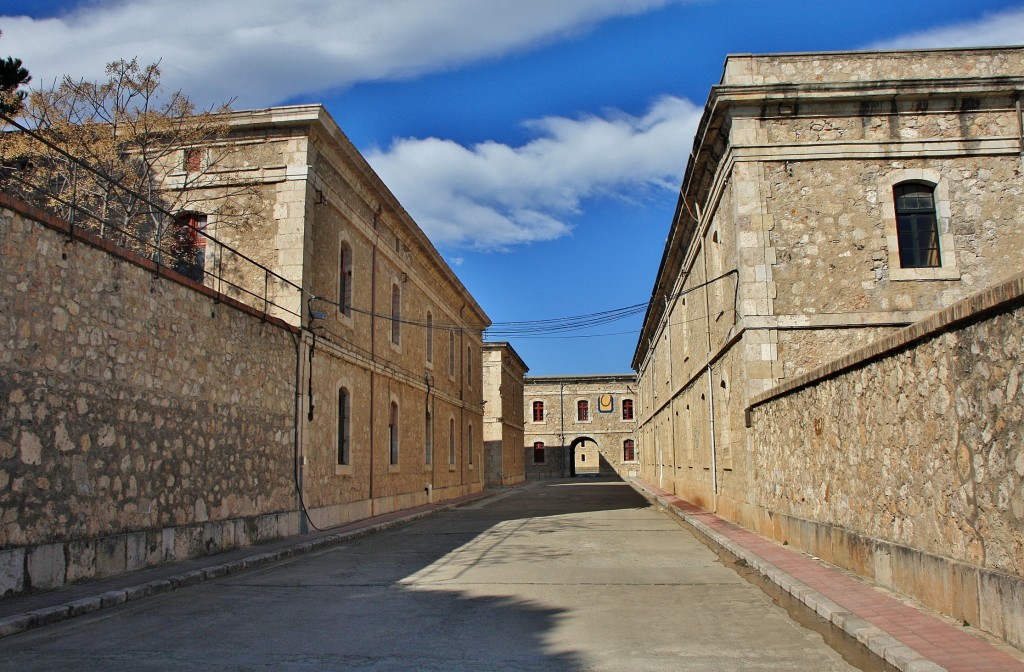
0 198 299 596
747 274 1024 648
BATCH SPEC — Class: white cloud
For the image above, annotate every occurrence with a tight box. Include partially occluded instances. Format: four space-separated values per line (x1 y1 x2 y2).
366 96 702 250
866 6 1024 50
0 0 691 108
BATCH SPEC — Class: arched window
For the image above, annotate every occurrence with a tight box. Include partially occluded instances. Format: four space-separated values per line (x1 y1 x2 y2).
389 401 399 465
339 243 352 316
623 439 636 462
894 182 940 268
337 388 350 465
533 442 545 464
467 345 472 388
468 424 474 465
532 401 545 423
448 417 456 464
448 331 456 377
391 285 401 345
425 312 433 364
577 400 589 422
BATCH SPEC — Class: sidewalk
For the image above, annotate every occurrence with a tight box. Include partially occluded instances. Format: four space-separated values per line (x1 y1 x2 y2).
0 488 496 639
631 478 1024 672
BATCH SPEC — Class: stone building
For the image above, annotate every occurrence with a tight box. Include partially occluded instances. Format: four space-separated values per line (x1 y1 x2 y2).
0 104 490 595
182 104 492 523
524 375 637 479
633 45 1024 519
482 342 528 487
632 46 1024 644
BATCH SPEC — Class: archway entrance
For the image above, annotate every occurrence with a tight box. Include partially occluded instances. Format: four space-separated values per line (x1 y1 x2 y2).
567 436 598 477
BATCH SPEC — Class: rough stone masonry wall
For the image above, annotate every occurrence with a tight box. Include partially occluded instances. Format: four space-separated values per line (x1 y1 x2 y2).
747 273 1024 648
0 198 298 596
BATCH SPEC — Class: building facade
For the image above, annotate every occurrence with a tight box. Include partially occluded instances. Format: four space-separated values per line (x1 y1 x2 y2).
633 46 1024 521
523 375 638 479
208 105 491 523
482 342 528 487
0 104 491 595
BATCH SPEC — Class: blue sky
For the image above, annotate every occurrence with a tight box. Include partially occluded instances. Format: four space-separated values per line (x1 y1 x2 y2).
2 0 1022 375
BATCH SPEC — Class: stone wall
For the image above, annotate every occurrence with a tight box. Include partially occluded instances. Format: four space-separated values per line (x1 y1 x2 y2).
747 274 1024 648
0 197 300 596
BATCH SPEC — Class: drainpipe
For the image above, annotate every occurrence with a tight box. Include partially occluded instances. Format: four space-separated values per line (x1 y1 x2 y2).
707 364 718 501
559 381 565 478
294 330 308 533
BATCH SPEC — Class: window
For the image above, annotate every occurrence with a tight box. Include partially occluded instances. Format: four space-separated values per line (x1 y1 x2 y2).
424 410 432 465
391 285 401 345
339 243 352 316
577 400 589 422
532 401 545 423
425 312 433 364
449 418 456 464
448 331 455 377
467 345 472 387
183 147 203 172
623 439 636 462
468 424 474 465
337 388 350 465
171 213 207 283
389 401 399 465
894 182 940 268
533 442 545 464
622 399 634 421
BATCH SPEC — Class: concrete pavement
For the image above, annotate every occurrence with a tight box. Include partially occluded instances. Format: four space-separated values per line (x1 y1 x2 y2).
0 478 862 671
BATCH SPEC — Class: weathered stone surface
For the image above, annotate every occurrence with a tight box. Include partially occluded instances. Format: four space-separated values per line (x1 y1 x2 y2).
26 543 65 591
0 548 25 596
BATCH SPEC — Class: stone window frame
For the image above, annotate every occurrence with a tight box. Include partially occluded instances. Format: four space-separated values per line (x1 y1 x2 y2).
334 376 354 477
623 439 637 463
879 169 960 281
575 398 591 424
530 399 546 424
388 397 400 472
337 234 353 321
390 281 402 350
448 330 456 381
621 398 634 421
448 416 457 471
425 311 434 367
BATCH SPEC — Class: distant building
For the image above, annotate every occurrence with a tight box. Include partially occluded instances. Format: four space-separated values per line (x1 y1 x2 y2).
482 342 528 487
523 374 637 479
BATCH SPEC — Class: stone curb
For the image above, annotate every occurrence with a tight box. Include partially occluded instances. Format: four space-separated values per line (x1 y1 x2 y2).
629 480 950 672
0 492 491 641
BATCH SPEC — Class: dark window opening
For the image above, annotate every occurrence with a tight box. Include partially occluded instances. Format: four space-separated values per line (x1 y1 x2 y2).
894 182 941 268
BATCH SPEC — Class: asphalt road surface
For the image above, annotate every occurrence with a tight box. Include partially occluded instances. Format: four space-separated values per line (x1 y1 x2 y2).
0 479 863 671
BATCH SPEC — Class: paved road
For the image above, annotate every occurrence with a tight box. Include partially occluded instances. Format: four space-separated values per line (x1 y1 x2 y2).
0 479 862 671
